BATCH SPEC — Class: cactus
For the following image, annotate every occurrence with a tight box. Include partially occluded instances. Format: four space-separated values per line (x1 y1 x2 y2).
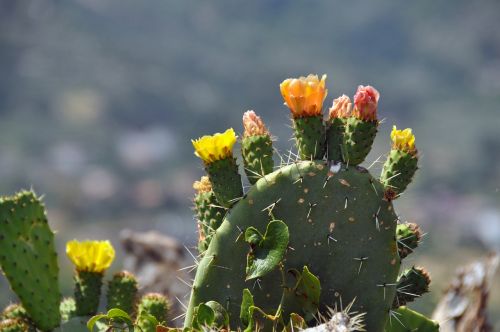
106 271 138 315
0 190 171 332
193 176 226 254
59 298 77 322
0 191 61 331
66 240 115 316
136 293 169 332
186 74 435 331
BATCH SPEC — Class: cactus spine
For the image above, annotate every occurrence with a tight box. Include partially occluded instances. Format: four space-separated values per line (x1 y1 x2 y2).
0 191 61 331
186 74 435 331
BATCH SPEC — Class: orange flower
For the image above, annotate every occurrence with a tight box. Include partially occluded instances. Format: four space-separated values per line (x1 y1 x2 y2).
280 74 328 118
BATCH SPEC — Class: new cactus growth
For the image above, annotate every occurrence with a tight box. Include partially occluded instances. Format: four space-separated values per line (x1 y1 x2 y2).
187 74 435 331
136 293 169 332
0 191 61 331
193 176 226 254
106 271 138 315
380 126 418 200
242 111 274 184
59 298 76 322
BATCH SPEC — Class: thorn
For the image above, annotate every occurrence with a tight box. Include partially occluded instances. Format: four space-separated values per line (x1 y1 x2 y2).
176 276 193 288
175 296 189 311
306 202 317 220
327 233 337 245
375 206 381 231
353 256 368 275
376 282 397 300
367 155 383 170
370 178 379 196
253 278 262 290
344 196 348 209
261 198 282 216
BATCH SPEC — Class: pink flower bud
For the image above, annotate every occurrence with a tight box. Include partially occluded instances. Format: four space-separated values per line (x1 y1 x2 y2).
328 95 352 120
353 85 379 121
242 110 269 137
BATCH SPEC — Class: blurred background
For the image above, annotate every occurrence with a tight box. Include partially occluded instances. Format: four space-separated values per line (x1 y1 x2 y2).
0 0 499 327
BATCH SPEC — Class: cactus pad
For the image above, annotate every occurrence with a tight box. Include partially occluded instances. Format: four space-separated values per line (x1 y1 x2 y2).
0 191 61 331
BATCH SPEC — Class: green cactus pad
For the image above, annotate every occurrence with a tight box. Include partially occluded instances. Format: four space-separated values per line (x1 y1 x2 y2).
385 306 439 332
326 118 346 162
185 160 400 331
342 117 378 165
106 271 138 314
74 271 103 316
194 190 225 254
393 267 430 308
0 191 61 331
293 116 326 160
206 158 243 207
380 149 418 200
59 298 76 322
242 134 274 184
136 293 169 332
396 223 421 259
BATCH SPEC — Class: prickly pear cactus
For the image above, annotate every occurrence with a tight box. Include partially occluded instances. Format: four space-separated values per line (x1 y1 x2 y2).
0 191 61 331
187 75 432 331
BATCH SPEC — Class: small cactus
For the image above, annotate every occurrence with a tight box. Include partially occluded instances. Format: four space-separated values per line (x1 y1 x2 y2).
136 293 169 332
0 191 61 331
186 74 435 331
106 271 138 315
66 240 115 316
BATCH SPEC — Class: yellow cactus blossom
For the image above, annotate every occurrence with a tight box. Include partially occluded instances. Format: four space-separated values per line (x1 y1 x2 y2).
66 240 115 273
193 176 212 194
191 128 238 164
391 126 416 153
280 74 328 118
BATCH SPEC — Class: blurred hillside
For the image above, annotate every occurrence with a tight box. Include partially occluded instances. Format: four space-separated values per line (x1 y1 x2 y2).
1 0 499 326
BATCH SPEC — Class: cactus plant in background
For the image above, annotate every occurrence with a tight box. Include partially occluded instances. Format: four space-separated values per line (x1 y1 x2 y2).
187 74 438 331
0 190 171 332
66 240 115 316
0 191 61 331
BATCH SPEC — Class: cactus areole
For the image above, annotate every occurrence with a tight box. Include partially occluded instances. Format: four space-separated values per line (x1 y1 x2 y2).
187 74 428 332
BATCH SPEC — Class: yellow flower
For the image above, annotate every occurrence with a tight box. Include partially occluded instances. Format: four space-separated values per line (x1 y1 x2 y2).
191 128 238 164
391 126 416 153
280 74 328 118
66 240 115 273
